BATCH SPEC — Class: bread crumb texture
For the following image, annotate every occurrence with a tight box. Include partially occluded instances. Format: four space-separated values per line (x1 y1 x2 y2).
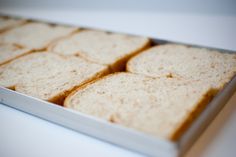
127 44 236 91
65 73 213 140
0 52 108 104
49 30 150 68
0 22 77 50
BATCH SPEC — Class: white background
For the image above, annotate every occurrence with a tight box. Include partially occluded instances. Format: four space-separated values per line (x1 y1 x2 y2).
0 1 236 156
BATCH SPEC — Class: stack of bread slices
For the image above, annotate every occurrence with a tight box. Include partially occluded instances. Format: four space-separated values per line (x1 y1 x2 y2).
1 16 236 140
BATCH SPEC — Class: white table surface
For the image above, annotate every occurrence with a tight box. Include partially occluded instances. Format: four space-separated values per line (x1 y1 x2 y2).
0 9 236 157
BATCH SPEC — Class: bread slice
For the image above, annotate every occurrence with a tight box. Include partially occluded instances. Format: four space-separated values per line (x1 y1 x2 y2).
0 22 77 50
0 43 31 65
0 16 26 33
127 44 236 91
64 73 214 140
0 52 109 104
48 30 150 72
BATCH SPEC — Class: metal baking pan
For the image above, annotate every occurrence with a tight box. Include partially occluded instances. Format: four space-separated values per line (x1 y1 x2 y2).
0 14 236 157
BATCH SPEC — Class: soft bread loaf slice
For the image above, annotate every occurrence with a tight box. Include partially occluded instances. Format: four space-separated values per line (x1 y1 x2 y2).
0 52 109 104
0 43 31 65
0 22 77 50
48 30 150 71
127 44 236 91
0 17 26 33
64 73 213 140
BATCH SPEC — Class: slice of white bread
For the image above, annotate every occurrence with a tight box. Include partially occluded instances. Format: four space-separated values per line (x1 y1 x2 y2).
0 17 26 33
0 43 31 65
0 52 109 104
127 44 236 92
0 22 77 50
48 30 150 72
64 73 214 140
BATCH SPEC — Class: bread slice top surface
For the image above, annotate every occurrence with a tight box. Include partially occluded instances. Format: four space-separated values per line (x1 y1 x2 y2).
0 43 31 65
0 52 109 103
0 22 77 50
65 72 213 140
127 44 236 91
48 30 150 67
0 17 26 32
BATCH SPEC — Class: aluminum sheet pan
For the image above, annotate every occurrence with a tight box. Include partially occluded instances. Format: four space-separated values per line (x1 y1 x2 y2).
0 14 236 157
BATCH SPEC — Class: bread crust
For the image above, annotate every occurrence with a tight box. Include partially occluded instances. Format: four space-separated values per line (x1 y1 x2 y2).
0 16 27 33
49 67 110 105
64 72 123 107
108 40 151 72
0 44 34 66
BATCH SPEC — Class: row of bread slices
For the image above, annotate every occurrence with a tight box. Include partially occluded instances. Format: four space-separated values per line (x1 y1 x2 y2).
0 16 236 140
